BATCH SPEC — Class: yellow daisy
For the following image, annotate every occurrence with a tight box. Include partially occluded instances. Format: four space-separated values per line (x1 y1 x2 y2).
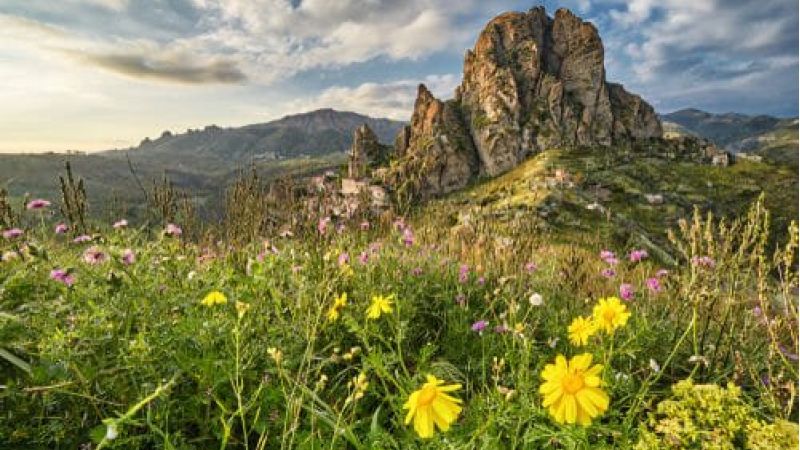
592 296 630 334
366 294 393 319
326 306 340 322
539 353 609 426
403 375 462 438
568 316 597 346
334 292 348 308
201 290 227 307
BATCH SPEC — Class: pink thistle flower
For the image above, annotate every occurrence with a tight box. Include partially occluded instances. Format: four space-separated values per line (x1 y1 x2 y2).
646 277 662 293
402 228 414 246
113 219 128 229
471 320 488 333
54 223 69 234
600 250 615 261
165 223 182 237
458 264 469 283
83 246 107 265
26 199 51 210
524 262 538 273
358 252 369 265
121 249 136 265
619 283 635 301
3 228 23 239
478 276 486 285
317 217 331 235
601 268 616 278
73 234 92 243
49 268 75 287
410 267 423 276
629 249 649 262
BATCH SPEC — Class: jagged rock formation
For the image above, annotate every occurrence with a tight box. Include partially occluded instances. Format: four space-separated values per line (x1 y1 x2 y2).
384 7 663 197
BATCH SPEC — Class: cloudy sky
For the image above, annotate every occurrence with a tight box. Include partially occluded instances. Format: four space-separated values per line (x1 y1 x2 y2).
1 0 797 152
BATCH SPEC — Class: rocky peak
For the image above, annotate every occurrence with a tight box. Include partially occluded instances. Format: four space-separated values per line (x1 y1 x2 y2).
385 7 663 197
347 123 382 179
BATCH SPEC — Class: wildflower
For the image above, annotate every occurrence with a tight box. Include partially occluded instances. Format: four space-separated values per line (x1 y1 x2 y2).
201 290 227 307
50 269 76 287
235 301 251 319
113 219 128 229
403 375 462 438
338 252 350 266
629 249 648 262
645 277 661 293
513 322 525 336
346 372 369 404
2 250 19 261
600 268 616 278
83 246 107 265
568 316 596 346
494 324 509 334
471 320 488 333
539 353 609 426
327 293 347 322
649 358 661 372
26 198 51 210
121 249 135 265
165 223 182 237
2 228 23 239
73 234 91 243
410 267 423 276
524 262 538 273
402 228 415 246
357 251 369 265
458 264 469 283
54 223 68 234
267 347 283 365
691 255 716 268
600 250 618 265
592 296 631 334
529 292 543 306
548 337 560 348
105 422 119 440
655 269 669 277
366 294 393 319
619 283 634 301
360 221 370 231
317 217 331 235
477 276 485 285
455 293 466 307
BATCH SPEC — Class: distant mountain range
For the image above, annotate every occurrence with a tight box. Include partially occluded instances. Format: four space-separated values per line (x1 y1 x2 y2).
661 108 798 165
0 109 405 218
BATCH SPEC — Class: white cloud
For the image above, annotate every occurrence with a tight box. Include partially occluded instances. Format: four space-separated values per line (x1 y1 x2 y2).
288 74 461 120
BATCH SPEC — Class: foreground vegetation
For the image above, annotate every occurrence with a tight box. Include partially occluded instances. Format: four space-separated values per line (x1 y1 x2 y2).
1 149 798 448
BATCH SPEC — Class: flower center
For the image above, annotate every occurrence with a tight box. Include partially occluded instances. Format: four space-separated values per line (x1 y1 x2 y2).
603 309 616 323
417 386 438 406
561 373 585 394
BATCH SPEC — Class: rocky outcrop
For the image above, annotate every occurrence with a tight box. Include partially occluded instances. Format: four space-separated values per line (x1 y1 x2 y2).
382 85 478 198
385 7 663 196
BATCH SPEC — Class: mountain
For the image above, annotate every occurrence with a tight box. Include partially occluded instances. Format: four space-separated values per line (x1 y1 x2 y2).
661 109 798 159
382 7 662 198
0 109 405 217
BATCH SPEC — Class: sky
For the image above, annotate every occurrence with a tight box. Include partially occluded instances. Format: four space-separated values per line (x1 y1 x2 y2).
0 0 797 153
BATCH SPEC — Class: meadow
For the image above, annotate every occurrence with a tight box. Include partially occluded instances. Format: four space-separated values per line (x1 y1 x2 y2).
1 185 798 449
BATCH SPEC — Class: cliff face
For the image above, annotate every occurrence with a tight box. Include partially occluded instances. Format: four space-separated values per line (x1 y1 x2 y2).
385 7 662 197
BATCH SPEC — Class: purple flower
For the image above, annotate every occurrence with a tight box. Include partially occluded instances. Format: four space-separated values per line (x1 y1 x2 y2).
54 223 69 234
83 246 107 265
619 283 635 301
646 277 662 293
600 250 615 261
410 267 423 276
458 264 469 283
26 199 51 210
121 249 136 265
73 234 92 244
3 228 23 239
360 221 370 231
524 262 538 273
455 293 466 307
358 251 369 265
655 269 669 278
691 256 716 268
165 223 182 237
338 252 350 266
49 269 75 287
494 324 509 334
629 249 648 263
752 306 763 318
113 219 128 229
477 276 486 285
779 345 799 362
402 228 415 246
601 268 616 278
471 320 488 332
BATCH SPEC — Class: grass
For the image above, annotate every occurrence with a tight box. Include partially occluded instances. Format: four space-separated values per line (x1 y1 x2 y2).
0 147 798 448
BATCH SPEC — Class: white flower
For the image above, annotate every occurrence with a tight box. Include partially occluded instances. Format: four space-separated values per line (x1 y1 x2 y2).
528 293 543 307
105 422 118 440
649 358 661 372
547 337 559 348
187 271 197 280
